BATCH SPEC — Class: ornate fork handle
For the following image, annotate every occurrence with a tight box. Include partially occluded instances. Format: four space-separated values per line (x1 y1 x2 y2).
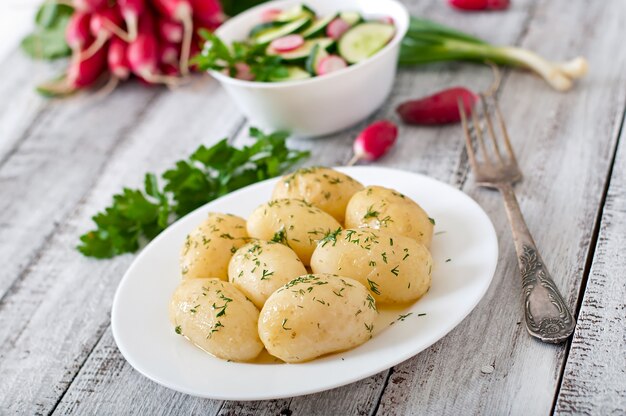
498 184 576 343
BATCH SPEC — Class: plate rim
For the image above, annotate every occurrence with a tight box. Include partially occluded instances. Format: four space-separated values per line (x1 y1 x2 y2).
111 166 499 401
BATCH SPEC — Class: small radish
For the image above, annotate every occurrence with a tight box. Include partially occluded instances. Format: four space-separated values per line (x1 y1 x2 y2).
316 55 347 76
152 0 193 75
189 0 225 27
159 42 179 65
73 0 106 13
261 8 282 22
349 120 398 165
233 62 254 81
161 62 180 76
379 16 394 25
157 19 184 43
447 0 510 11
65 12 92 52
396 87 478 125
326 18 350 40
270 34 304 52
108 36 130 80
81 7 127 60
38 40 108 96
118 0 145 41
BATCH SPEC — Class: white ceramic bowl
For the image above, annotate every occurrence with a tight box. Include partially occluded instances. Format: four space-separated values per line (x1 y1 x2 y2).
210 0 409 138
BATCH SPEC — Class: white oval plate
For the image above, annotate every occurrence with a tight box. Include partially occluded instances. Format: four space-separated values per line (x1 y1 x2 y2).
112 167 498 401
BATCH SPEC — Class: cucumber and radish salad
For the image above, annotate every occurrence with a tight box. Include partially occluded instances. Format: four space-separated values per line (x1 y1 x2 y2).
193 4 396 82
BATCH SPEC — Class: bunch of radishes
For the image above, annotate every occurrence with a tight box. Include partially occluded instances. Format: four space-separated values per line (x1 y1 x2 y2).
40 0 224 95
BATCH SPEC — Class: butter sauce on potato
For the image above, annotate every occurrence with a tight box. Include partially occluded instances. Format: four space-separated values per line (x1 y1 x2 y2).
310 228 432 304
258 273 377 363
229 240 307 309
180 213 249 280
272 167 364 223
169 278 263 362
246 199 342 265
345 186 434 247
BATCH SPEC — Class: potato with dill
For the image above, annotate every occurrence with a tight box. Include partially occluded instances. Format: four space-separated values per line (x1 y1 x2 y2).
169 278 263 362
258 274 377 363
345 186 434 247
311 228 433 304
229 240 307 309
246 199 341 265
272 167 364 223
180 213 248 280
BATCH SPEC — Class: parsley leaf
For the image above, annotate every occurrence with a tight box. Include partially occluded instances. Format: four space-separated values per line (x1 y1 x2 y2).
77 128 309 258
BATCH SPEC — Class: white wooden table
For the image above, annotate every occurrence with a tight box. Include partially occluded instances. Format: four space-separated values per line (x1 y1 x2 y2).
1 0 625 414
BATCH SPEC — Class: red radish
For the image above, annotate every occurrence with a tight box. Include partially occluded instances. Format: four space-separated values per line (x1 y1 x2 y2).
233 62 254 81
447 0 510 11
189 0 224 27
118 0 145 41
65 12 92 51
326 18 350 40
396 87 478 125
261 8 282 22
127 14 179 85
270 34 304 52
161 62 180 76
379 16 395 24
159 42 179 65
108 37 130 80
316 55 347 76
152 0 193 75
73 0 106 12
158 19 184 43
349 120 398 165
38 40 108 96
81 7 127 60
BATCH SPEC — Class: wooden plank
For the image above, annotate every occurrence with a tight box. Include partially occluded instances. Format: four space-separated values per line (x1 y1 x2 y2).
218 1 537 415
554 116 626 415
0 82 159 302
0 48 61 163
0 79 244 415
377 0 626 414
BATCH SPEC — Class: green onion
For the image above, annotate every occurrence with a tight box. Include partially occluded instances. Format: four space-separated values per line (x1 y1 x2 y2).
400 17 587 91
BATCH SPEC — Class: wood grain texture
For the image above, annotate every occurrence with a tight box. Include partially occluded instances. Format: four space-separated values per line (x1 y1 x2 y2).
0 79 243 415
377 0 626 414
554 115 626 415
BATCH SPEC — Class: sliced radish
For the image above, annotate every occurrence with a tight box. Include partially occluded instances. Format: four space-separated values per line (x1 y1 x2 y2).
270 34 304 52
379 16 394 25
316 55 347 76
233 62 255 81
261 8 282 22
326 18 350 40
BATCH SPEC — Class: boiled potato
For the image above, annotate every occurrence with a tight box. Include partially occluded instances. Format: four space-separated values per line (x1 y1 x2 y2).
180 213 248 280
272 167 364 223
310 228 432 304
229 240 307 309
169 278 263 362
345 186 434 247
258 273 377 363
246 199 341 265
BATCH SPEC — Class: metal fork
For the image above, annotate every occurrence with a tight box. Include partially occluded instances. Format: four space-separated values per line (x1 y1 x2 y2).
458 94 575 344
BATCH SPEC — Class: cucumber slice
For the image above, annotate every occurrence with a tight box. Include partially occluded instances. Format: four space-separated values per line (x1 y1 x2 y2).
339 11 362 26
275 4 315 22
305 44 329 74
338 23 395 64
270 66 311 82
249 21 282 38
253 17 311 44
301 13 337 38
268 37 334 61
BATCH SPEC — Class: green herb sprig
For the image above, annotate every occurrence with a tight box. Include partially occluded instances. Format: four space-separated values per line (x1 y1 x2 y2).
78 128 309 258
191 30 289 82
